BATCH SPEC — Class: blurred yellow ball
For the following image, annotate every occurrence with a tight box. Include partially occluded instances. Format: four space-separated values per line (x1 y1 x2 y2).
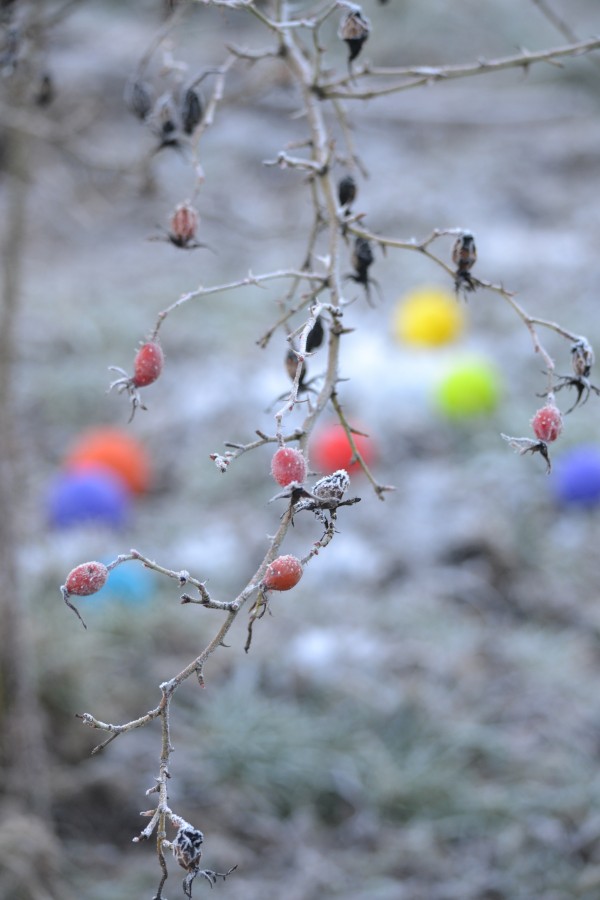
393 285 465 347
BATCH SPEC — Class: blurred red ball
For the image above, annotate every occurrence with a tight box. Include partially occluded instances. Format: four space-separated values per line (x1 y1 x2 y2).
310 423 375 474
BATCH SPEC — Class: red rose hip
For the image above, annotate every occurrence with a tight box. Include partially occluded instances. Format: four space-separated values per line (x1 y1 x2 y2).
64 561 109 596
133 342 164 388
271 447 307 487
531 404 563 443
262 555 303 592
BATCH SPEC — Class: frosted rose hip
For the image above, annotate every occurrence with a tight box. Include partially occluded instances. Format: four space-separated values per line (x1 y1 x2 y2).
531 405 563 443
271 447 307 487
133 342 164 388
262 555 303 591
65 561 109 596
170 202 199 244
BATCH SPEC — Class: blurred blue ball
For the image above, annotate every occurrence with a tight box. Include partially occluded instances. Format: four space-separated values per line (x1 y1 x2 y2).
553 446 600 507
94 562 155 606
47 468 131 528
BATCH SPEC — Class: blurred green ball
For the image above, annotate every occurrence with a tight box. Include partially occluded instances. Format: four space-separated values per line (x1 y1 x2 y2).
434 357 501 419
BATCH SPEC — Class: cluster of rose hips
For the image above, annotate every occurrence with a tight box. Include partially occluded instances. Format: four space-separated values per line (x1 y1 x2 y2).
61 443 356 628
61 446 310 624
262 446 308 592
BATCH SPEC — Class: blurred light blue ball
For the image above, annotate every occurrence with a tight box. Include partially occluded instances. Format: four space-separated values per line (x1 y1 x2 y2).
553 446 600 507
47 468 131 528
94 561 155 606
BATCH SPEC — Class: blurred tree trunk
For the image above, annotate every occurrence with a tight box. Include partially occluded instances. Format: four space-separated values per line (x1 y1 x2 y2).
0 112 51 819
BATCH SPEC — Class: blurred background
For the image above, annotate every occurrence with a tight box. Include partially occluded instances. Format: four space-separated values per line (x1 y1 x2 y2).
2 0 600 897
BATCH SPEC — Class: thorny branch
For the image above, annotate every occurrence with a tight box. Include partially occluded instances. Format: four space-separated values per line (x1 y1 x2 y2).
320 35 600 98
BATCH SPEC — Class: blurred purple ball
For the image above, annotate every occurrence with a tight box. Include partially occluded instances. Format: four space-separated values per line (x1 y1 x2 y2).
47 468 131 528
553 446 600 507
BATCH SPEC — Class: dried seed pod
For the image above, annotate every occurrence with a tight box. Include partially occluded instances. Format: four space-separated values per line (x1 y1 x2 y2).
149 93 181 149
451 231 477 274
312 469 350 503
338 175 357 209
305 315 325 353
352 236 374 283
345 237 381 306
538 337 600 413
125 79 153 121
339 11 370 63
452 231 477 292
501 433 553 474
285 348 307 389
173 825 204 872
35 73 54 107
571 338 595 379
290 468 359 524
181 86 203 135
169 201 200 246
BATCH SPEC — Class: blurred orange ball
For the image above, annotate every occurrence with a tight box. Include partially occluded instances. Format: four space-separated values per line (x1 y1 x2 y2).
310 424 375 475
64 427 152 494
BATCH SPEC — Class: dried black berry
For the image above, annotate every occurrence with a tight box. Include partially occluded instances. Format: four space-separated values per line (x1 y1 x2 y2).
338 175 357 209
305 316 325 353
35 73 54 107
285 348 307 389
181 86 203 135
126 79 153 121
352 236 374 284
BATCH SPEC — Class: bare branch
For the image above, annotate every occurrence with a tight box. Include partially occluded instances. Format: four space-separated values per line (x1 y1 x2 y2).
321 36 600 99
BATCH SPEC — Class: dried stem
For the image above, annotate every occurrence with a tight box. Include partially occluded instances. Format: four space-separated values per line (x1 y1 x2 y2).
151 268 328 339
321 36 600 98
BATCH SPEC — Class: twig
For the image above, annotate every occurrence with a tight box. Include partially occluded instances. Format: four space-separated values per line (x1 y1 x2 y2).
320 36 600 99
151 268 328 338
